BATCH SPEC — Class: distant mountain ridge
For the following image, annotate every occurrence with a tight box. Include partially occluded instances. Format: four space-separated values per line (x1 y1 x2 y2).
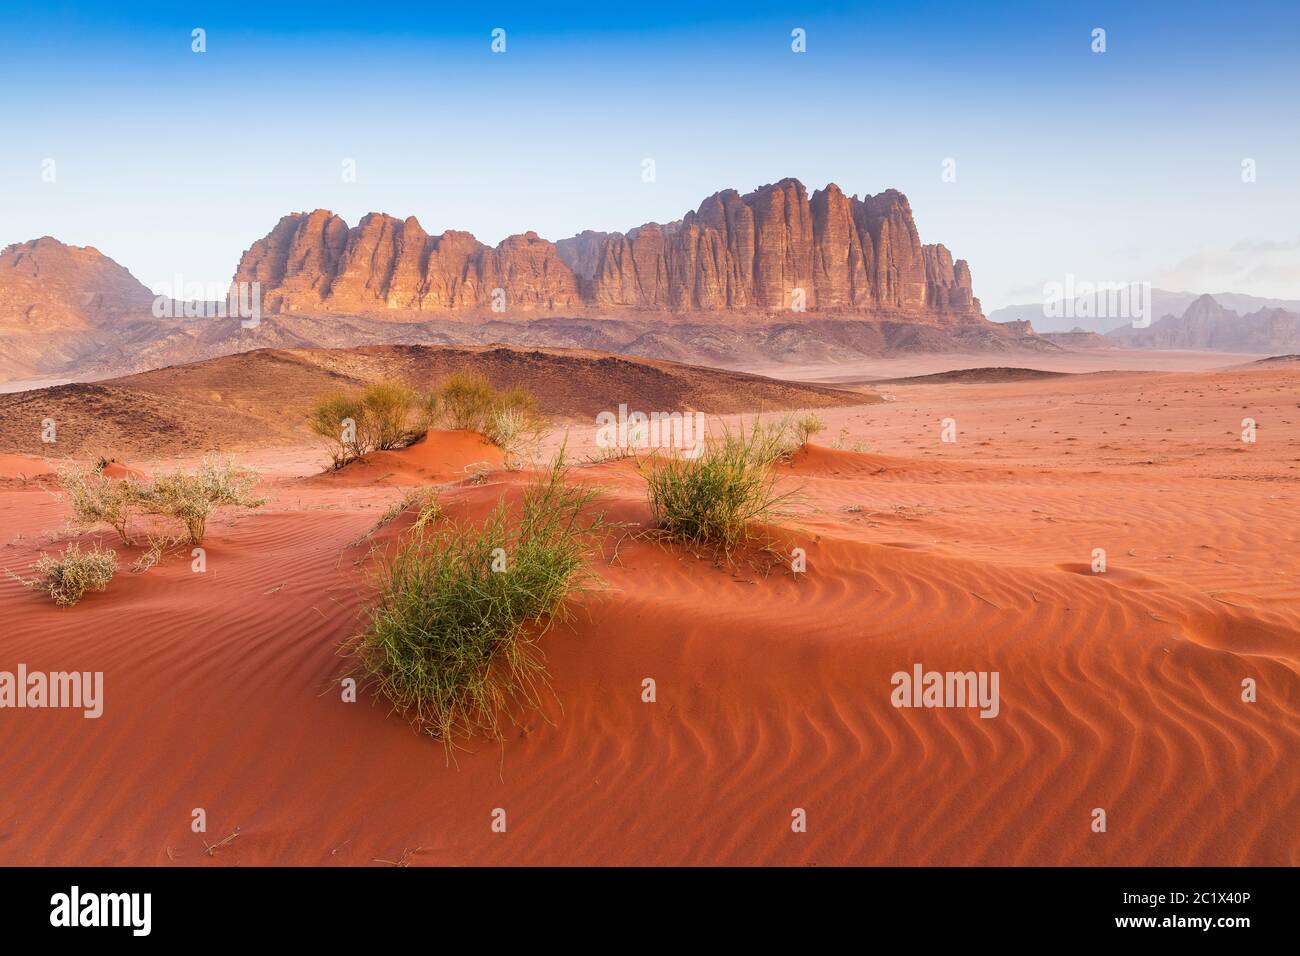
1106 294 1300 352
990 289 1300 334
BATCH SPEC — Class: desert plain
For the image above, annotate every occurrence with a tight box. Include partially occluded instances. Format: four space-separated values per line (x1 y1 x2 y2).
0 345 1296 866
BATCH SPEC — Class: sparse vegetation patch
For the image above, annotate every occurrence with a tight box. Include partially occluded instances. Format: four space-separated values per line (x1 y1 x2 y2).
643 419 798 552
18 541 118 607
135 455 267 545
349 454 601 746
309 373 543 470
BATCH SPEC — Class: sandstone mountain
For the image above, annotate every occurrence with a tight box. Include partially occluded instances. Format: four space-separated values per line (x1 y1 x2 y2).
0 237 156 325
233 179 981 320
0 238 159 380
2 179 1054 385
1107 294 1300 352
556 182 978 316
236 214 582 314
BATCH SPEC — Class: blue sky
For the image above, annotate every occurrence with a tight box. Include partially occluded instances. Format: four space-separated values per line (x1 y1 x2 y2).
2 1 1297 310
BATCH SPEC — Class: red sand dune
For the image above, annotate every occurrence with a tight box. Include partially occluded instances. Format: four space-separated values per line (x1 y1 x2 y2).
100 462 145 480
0 370 1297 866
0 452 54 480
312 430 506 487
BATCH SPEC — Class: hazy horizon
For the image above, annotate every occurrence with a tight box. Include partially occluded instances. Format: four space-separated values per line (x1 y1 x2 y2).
3 0 1298 312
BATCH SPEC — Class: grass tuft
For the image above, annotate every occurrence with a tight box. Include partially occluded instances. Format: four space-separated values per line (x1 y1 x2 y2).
366 488 441 540
642 419 798 552
348 453 602 746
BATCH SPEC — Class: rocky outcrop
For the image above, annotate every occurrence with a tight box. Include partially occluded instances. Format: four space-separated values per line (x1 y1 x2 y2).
236 212 580 314
555 231 613 283
552 181 979 317
234 178 982 320
922 244 976 312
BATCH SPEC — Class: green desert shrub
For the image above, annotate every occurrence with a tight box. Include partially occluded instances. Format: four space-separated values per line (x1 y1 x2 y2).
311 374 543 468
436 372 496 431
136 455 267 544
742 415 811 466
358 379 418 452
308 392 365 468
487 387 543 466
22 542 118 607
643 420 798 552
57 464 142 544
350 454 602 744
415 390 440 432
793 412 826 446
309 381 425 466
434 373 543 457
493 385 539 419
730 413 822 465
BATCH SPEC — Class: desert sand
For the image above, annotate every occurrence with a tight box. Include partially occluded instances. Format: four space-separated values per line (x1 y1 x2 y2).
738 347 1275 384
0 352 1296 866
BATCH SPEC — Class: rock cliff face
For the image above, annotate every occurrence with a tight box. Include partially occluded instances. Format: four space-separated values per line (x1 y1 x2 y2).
0 181 1015 383
233 179 980 320
236 211 581 314
0 233 1023 386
